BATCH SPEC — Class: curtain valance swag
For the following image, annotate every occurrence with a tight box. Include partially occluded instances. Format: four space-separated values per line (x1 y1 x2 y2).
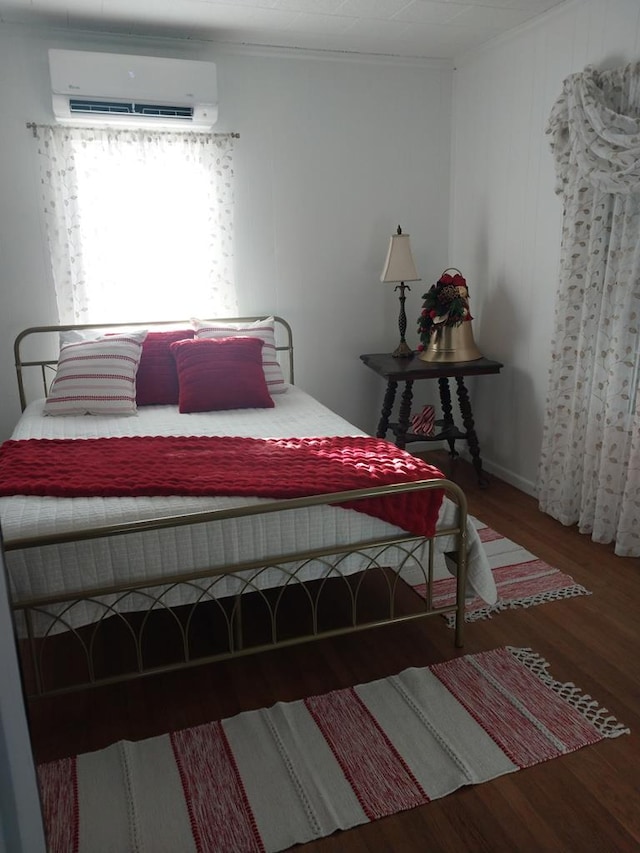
546 62 640 195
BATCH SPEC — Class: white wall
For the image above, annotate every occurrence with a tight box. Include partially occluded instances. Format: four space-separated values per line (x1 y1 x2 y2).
0 24 454 442
449 0 640 493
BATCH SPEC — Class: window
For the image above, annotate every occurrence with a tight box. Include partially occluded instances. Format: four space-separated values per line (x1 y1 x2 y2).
36 126 237 323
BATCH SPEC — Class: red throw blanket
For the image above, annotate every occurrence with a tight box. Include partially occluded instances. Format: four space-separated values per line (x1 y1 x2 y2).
0 435 445 538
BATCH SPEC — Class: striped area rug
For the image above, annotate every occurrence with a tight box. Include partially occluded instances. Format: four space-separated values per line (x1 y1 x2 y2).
414 516 591 625
38 647 628 853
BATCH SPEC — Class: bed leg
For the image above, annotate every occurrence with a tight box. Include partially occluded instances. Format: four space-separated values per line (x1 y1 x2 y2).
25 609 44 696
455 602 465 648
445 550 466 648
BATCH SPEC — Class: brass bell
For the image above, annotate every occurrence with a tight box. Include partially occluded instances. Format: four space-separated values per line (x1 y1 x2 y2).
418 320 483 363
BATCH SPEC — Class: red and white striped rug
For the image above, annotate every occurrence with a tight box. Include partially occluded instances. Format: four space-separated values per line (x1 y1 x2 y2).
414 516 591 625
38 647 627 853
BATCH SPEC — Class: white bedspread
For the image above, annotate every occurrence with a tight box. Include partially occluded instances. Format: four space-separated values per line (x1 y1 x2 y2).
1 387 496 630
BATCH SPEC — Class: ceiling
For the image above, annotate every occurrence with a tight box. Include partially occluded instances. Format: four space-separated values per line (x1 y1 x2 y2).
0 0 567 60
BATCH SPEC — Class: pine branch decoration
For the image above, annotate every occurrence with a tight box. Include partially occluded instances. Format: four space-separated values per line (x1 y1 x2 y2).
417 270 473 351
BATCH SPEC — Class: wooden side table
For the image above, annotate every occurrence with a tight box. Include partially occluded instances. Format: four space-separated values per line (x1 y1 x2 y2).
360 352 503 487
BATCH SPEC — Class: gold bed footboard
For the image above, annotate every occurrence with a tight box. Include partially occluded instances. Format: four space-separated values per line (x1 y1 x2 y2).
4 479 468 698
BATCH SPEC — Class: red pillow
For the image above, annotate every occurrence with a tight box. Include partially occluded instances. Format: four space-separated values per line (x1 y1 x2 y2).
136 329 194 406
170 337 275 413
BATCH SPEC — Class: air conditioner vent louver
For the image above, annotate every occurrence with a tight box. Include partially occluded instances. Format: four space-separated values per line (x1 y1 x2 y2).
135 103 194 119
69 99 194 120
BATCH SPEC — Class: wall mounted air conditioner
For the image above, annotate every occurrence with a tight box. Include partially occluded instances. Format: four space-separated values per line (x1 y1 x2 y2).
49 49 218 130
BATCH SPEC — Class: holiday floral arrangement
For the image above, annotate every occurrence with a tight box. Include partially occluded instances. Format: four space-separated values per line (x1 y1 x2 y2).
416 268 472 352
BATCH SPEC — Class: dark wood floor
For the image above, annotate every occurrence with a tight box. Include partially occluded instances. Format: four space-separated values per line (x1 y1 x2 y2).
27 452 640 852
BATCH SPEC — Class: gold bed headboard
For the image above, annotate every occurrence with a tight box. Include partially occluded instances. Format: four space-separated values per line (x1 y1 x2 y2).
13 316 295 411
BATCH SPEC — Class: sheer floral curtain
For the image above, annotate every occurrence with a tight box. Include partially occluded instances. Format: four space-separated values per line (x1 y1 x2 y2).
538 63 640 557
35 126 237 323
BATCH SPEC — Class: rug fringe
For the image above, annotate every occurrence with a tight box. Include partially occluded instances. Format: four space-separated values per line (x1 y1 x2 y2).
506 647 630 739
444 583 592 628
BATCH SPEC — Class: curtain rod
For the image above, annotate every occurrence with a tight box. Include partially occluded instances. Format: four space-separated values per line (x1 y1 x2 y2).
26 122 239 139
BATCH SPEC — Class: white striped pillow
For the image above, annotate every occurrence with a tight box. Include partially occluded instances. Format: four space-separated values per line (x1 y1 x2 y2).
192 317 287 394
44 331 147 416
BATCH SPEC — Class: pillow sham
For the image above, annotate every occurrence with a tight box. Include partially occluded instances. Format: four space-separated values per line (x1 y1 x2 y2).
192 317 287 394
44 331 147 416
170 336 274 413
58 327 146 346
136 329 194 406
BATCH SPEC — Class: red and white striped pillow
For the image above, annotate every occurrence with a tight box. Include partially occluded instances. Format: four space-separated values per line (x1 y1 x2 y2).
192 317 287 394
44 331 147 416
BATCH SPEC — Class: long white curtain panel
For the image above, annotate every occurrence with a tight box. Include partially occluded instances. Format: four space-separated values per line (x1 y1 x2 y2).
539 62 640 557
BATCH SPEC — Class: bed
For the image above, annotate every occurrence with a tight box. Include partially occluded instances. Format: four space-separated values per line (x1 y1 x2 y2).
1 317 497 697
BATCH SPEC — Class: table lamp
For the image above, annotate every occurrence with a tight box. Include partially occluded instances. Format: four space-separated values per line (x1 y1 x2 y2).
381 225 421 358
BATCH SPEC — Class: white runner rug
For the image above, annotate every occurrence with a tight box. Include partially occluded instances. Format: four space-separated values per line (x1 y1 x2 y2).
38 647 628 853
414 516 591 624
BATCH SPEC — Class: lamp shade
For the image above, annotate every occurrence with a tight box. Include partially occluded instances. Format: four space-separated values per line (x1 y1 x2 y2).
380 229 420 283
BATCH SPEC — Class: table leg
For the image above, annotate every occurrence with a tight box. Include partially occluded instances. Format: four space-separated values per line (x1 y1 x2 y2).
396 380 414 449
455 376 489 487
376 379 398 438
438 377 458 459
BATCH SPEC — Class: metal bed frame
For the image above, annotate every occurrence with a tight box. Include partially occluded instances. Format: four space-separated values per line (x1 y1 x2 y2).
4 317 468 698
